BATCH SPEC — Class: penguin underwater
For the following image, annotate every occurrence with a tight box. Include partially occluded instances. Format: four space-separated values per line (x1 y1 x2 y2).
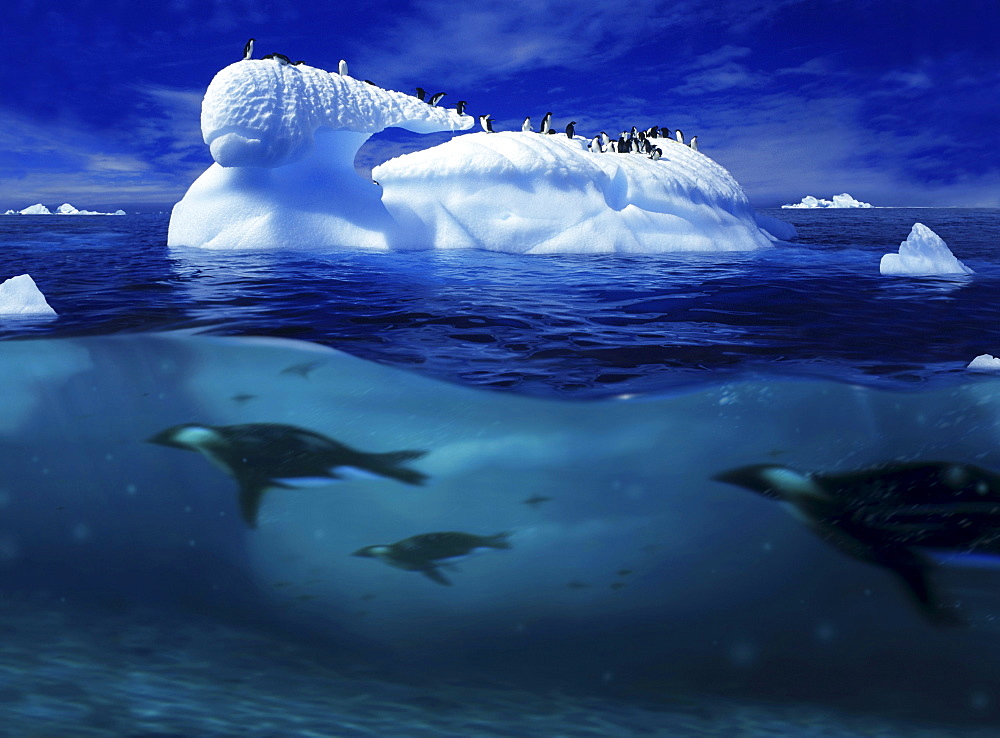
147 422 428 528
713 460 1000 625
353 531 512 585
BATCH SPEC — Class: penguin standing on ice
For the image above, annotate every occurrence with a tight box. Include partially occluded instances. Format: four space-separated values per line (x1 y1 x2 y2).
242 38 255 61
339 59 349 76
600 131 610 147
147 422 428 528
522 116 532 132
415 87 427 101
675 129 685 144
565 121 576 138
540 112 552 134
456 100 467 116
689 136 699 151
589 135 601 152
429 92 446 106
353 531 512 586
650 147 662 160
262 53 291 65
479 115 494 133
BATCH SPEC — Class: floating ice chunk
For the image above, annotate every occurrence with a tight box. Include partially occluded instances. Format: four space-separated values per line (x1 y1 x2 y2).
169 60 473 250
18 203 52 215
375 132 777 253
782 193 872 209
0 274 58 316
968 355 1000 371
879 223 973 276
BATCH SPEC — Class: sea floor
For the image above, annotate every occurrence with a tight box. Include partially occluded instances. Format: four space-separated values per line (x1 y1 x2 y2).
0 597 994 737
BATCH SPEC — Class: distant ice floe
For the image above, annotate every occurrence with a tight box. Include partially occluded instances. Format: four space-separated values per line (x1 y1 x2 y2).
968 355 1000 372
781 193 873 209
168 58 792 253
4 203 125 215
0 274 58 317
880 223 973 276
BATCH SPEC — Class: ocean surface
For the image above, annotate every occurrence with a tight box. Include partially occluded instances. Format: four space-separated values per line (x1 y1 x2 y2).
2 208 1000 736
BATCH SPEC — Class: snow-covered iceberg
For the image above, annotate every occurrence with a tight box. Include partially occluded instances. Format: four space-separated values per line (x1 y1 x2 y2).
168 59 790 253
374 132 780 253
782 193 873 209
0 274 57 317
3 203 125 215
968 354 1000 372
880 223 973 276
167 60 474 250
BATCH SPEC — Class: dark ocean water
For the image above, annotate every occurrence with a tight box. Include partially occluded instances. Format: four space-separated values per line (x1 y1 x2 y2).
2 208 998 397
2 209 1000 736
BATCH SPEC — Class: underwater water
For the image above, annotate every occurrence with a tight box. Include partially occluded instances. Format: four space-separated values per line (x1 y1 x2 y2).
2 209 1000 735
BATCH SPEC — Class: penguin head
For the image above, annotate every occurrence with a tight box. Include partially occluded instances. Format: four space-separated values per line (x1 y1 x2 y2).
713 464 824 502
352 545 392 559
147 423 221 451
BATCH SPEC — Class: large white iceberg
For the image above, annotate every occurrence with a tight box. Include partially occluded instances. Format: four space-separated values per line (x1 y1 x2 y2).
168 59 790 253
782 193 873 209
879 223 973 276
168 60 474 251
374 132 778 253
0 274 58 317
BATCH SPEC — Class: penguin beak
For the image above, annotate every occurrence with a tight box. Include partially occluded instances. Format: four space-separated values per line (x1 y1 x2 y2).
146 427 183 448
351 547 374 558
711 465 785 499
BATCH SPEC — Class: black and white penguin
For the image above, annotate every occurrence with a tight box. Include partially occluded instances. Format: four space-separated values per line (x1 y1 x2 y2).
630 126 638 138
456 100 467 116
429 92 446 106
650 147 662 160
292 60 307 66
364 79 376 85
661 127 672 140
600 131 610 147
521 116 532 132
646 126 659 138
147 422 428 528
541 112 552 134
242 38 255 61
479 115 494 133
589 135 601 152
262 53 291 65
415 87 427 101
338 59 349 76
675 129 684 144
565 121 576 138
689 136 699 151
608 140 618 153
352 531 512 586
642 139 652 154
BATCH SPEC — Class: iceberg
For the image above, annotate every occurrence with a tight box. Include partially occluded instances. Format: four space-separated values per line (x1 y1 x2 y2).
782 193 873 209
14 203 53 215
374 132 779 253
4 203 125 215
969 355 1000 371
168 60 789 253
0 274 58 317
880 223 973 276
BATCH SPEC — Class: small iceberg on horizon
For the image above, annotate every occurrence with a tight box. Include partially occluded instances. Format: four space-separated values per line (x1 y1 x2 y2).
880 223 973 276
0 274 58 317
782 193 873 209
4 203 125 215
968 355 1000 372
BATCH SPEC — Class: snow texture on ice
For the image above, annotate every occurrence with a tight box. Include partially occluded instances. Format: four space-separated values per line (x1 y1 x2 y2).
880 223 973 276
0 274 57 316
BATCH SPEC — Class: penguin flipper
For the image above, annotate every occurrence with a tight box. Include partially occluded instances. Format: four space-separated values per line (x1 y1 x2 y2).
421 567 452 586
879 547 963 627
365 450 429 486
236 477 289 529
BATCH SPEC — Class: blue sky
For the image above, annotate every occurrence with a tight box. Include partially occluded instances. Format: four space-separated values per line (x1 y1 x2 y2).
1 0 998 210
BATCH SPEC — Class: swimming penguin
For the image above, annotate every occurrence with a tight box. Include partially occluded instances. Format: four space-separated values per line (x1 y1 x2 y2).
541 112 552 134
565 121 577 138
675 129 684 144
338 59 349 76
352 531 512 585
522 116 532 132
147 423 429 528
429 92 446 106
712 460 1000 626
242 38 255 61
689 136 699 151
415 87 427 101
479 115 494 133
456 100 467 116
522 494 554 507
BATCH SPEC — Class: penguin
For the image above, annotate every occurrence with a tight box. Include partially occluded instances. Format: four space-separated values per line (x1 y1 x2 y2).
675 129 684 144
650 147 662 160
415 87 427 101
280 360 323 378
479 115 494 133
147 423 429 528
242 38 255 61
565 121 576 138
352 531 512 585
646 126 659 138
617 135 627 152
429 92 446 106
642 139 652 154
712 460 1000 626
339 59 349 76
456 100 467 116
541 112 552 134
292 60 307 66
600 131 610 147
630 126 638 138
522 494 553 507
589 135 601 152
364 80 376 85
522 116 532 132
546 129 557 134
263 53 291 65
689 136 699 151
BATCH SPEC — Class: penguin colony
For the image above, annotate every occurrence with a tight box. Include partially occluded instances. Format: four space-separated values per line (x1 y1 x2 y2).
240 39 701 158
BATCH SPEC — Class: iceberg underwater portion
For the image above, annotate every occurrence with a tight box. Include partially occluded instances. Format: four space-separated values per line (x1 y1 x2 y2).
167 59 791 253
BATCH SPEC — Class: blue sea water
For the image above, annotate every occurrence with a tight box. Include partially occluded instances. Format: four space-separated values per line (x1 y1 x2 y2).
2 208 1000 736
